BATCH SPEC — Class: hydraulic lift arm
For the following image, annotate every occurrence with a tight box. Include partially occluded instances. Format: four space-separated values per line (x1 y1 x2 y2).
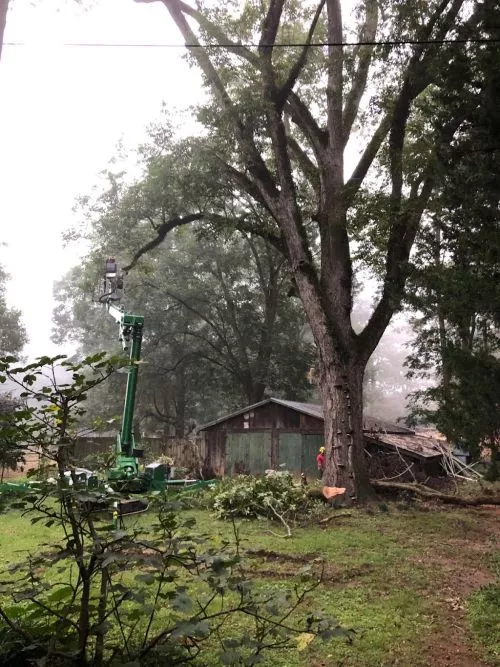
100 259 145 485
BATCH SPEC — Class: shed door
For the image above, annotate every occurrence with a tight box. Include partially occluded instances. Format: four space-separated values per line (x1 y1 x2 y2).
302 434 324 478
277 433 302 473
226 432 271 476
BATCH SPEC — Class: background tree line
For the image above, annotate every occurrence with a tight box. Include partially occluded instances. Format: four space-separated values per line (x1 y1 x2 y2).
54 144 316 434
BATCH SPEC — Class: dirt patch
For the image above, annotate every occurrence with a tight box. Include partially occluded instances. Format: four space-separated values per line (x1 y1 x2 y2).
244 552 374 586
424 626 489 667
423 587 492 667
415 508 499 666
245 548 320 563
413 549 496 596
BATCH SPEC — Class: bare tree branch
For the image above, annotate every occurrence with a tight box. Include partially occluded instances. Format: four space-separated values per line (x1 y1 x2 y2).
217 159 275 210
326 0 344 189
286 135 320 193
286 92 328 166
158 0 277 207
122 214 202 271
122 208 284 273
277 0 326 108
389 0 464 214
345 0 464 209
358 112 463 362
342 0 378 146
259 0 285 59
158 0 260 67
344 113 391 207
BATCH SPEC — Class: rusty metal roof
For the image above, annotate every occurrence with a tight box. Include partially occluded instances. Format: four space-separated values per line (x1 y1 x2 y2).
365 432 445 459
197 397 414 435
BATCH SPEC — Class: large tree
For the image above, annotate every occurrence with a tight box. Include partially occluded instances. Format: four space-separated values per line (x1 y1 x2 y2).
129 0 488 500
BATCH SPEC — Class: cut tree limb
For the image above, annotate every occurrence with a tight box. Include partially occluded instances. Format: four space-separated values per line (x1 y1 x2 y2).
318 512 352 524
372 480 500 506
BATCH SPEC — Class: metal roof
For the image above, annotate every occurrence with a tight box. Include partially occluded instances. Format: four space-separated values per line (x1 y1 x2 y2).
365 432 444 459
197 398 275 431
197 397 414 435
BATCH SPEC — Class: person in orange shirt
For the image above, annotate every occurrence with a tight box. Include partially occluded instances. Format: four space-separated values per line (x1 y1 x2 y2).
316 446 325 478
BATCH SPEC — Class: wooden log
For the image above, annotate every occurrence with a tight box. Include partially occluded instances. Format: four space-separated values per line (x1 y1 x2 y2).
371 480 500 506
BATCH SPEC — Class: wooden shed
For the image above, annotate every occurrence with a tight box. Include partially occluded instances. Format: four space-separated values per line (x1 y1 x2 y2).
198 398 445 479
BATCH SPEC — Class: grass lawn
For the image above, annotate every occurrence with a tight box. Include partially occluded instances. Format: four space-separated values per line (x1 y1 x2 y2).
0 501 499 666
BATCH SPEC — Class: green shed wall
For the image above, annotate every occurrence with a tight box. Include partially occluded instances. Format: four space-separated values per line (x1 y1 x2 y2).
226 432 272 475
221 431 323 477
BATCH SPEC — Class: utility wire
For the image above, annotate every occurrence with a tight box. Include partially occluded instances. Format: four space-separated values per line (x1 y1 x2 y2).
3 37 500 48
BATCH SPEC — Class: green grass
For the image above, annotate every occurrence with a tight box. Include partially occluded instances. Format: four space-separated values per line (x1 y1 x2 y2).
0 506 64 565
1 502 499 666
467 551 500 664
468 584 500 664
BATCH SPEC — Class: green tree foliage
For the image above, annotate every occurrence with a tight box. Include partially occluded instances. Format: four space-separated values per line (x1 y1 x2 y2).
57 153 315 433
0 265 28 475
0 393 24 481
0 264 27 357
405 5 500 462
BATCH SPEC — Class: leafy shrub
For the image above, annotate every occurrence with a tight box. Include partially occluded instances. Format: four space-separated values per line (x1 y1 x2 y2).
212 470 314 521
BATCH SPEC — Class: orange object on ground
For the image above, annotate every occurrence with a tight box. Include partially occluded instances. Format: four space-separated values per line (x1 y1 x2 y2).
322 486 346 500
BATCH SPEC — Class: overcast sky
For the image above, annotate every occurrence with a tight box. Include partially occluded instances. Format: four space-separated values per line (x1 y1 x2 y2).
1 0 201 358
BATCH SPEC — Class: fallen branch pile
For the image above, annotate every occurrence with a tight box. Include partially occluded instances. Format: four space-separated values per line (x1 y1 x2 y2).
433 441 483 481
371 480 500 506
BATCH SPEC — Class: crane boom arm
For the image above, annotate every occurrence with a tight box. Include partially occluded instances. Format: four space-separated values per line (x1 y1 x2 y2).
100 259 145 483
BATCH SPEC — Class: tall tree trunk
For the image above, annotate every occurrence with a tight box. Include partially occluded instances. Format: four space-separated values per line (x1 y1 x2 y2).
136 0 469 503
0 0 9 63
294 262 375 502
78 575 91 665
174 362 186 437
94 567 108 666
250 381 266 404
319 357 374 502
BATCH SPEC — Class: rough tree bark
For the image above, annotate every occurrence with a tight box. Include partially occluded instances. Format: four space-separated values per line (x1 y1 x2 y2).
133 0 470 501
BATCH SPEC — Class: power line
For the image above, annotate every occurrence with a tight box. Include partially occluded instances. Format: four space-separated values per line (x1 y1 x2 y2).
3 37 500 49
